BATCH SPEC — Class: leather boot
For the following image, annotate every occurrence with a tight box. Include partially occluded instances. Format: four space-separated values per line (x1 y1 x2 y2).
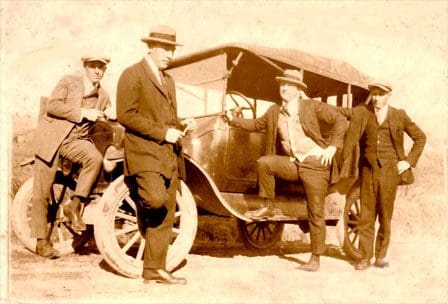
36 239 60 259
251 199 285 219
64 196 86 232
354 258 371 270
298 254 320 272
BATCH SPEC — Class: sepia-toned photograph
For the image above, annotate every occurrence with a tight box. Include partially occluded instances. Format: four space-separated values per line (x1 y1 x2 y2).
1 1 447 303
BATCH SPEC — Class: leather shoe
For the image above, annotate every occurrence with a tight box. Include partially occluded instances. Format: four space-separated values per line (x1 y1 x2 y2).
354 259 371 270
36 240 60 259
251 206 275 219
63 201 86 232
374 259 389 268
298 254 320 272
143 269 187 285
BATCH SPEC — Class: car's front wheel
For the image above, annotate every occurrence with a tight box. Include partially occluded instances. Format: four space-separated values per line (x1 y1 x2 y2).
94 175 198 278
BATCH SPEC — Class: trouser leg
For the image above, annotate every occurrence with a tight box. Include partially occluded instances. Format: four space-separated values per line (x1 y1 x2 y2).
135 171 177 272
31 157 57 239
358 166 379 260
59 139 103 198
257 155 299 199
375 163 400 260
298 157 330 255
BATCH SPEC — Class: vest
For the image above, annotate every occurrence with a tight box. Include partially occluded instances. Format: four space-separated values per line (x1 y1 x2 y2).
362 112 398 167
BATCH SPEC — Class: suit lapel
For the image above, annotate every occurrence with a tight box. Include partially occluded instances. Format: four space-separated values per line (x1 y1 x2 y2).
139 59 169 98
72 75 85 107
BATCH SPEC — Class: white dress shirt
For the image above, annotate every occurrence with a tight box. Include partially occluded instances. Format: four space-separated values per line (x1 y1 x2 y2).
375 104 389 125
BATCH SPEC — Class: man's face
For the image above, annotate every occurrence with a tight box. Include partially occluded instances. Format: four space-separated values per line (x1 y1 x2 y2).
279 81 301 103
84 61 106 84
149 43 175 70
370 87 391 110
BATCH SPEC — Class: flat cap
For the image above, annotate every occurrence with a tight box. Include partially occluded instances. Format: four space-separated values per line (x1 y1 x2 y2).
81 56 110 65
368 82 392 93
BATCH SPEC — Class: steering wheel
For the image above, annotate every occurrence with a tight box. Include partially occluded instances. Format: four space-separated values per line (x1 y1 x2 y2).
226 90 256 119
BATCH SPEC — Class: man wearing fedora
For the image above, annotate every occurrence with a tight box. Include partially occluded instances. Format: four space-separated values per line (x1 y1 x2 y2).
226 69 347 271
32 56 112 258
117 25 195 284
341 82 426 270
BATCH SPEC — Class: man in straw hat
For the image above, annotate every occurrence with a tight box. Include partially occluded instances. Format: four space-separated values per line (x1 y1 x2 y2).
117 25 195 284
226 69 347 271
341 82 426 270
32 55 112 258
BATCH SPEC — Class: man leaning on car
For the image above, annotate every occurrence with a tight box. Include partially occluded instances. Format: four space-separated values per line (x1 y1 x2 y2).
226 69 347 272
341 82 426 270
31 55 113 259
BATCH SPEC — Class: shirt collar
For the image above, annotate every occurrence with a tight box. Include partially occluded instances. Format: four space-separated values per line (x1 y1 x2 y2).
83 75 99 96
374 104 389 115
144 53 162 82
281 98 300 117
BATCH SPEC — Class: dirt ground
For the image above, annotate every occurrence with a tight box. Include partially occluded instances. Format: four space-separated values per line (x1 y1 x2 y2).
6 121 448 304
6 223 448 304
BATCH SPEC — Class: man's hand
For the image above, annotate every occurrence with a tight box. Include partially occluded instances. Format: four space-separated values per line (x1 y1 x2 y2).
82 108 104 121
165 128 184 143
104 107 116 120
181 117 197 135
319 146 337 166
224 110 233 122
397 160 411 174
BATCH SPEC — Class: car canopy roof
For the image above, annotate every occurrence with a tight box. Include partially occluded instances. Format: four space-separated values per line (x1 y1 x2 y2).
168 43 372 104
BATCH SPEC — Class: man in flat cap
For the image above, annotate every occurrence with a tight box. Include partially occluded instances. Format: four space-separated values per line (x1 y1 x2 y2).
226 69 347 272
31 56 112 258
117 25 195 284
342 82 426 270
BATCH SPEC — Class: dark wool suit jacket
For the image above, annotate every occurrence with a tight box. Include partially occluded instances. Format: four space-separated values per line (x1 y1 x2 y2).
341 104 426 170
230 99 348 184
34 74 110 164
116 59 183 179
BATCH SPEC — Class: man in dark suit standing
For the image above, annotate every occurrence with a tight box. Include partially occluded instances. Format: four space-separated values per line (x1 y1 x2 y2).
117 25 194 285
342 82 426 270
226 69 347 272
32 56 111 259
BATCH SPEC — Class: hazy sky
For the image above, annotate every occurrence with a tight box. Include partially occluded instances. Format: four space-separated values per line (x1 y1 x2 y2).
1 0 447 145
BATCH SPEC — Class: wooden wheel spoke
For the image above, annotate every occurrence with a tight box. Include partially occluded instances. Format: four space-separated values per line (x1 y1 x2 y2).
347 219 358 225
121 231 140 253
123 195 137 211
350 232 359 245
57 224 64 242
254 226 261 241
115 210 136 222
261 226 267 240
115 224 138 236
136 238 145 260
265 225 273 236
172 227 180 235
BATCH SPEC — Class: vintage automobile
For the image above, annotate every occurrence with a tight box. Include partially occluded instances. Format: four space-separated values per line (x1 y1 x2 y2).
12 43 371 278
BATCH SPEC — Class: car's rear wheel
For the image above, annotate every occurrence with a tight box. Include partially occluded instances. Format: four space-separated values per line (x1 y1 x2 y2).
94 175 198 278
11 176 90 255
336 183 362 260
238 219 284 250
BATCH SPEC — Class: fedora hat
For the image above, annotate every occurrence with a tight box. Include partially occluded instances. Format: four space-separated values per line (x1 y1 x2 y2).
141 25 183 46
368 82 392 93
276 69 308 90
81 56 110 65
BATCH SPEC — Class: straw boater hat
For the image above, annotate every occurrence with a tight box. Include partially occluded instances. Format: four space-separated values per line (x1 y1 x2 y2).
141 25 183 46
81 56 110 65
368 82 392 93
276 69 308 90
